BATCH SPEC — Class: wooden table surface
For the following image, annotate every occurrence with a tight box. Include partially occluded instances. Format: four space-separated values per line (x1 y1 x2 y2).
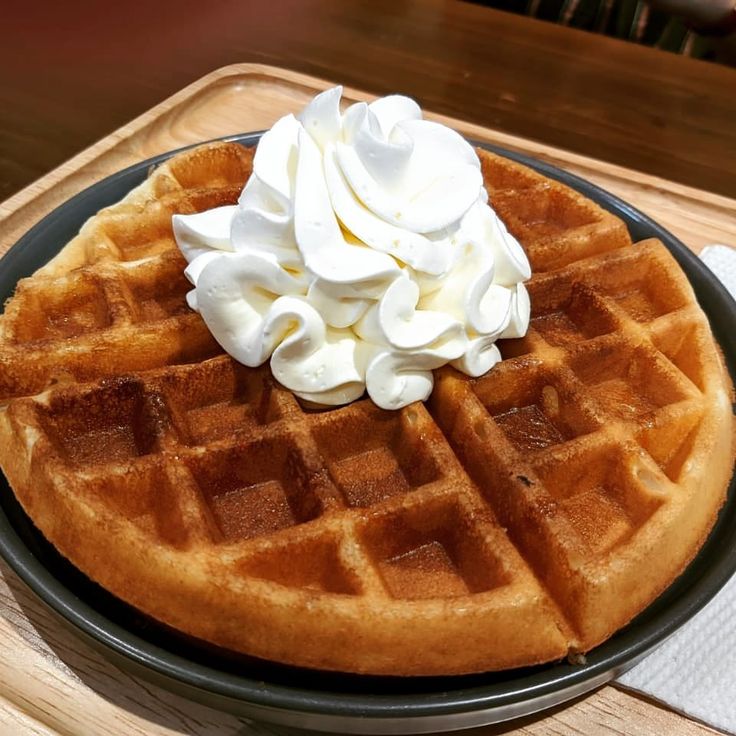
1 2 735 735
2 0 736 204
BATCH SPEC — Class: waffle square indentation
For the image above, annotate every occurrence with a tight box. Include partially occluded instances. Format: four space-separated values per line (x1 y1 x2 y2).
239 534 361 595
99 207 179 262
82 462 192 547
535 446 667 554
583 247 689 323
473 362 599 453
166 142 253 190
530 283 619 348
121 261 192 323
185 436 322 542
37 378 167 466
481 155 543 194
637 406 704 482
533 443 665 555
359 498 508 600
160 360 281 445
312 404 442 508
650 321 709 393
9 274 112 344
570 341 693 421
496 334 537 359
491 185 600 242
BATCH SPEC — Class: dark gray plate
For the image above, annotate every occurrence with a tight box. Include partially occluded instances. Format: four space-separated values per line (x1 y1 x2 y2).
1 134 735 734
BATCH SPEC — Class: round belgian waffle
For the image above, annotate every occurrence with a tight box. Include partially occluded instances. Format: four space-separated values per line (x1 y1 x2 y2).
0 141 733 675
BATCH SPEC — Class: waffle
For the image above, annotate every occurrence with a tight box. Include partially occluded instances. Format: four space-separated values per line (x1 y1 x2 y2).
0 141 733 675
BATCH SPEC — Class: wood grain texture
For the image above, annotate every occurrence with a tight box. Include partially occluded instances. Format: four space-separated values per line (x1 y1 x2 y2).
0 65 732 736
1 0 736 203
0 65 734 264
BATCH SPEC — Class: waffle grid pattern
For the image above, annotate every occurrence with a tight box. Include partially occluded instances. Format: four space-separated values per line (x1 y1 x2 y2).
0 143 253 400
430 237 720 641
27 360 525 601
0 142 731 674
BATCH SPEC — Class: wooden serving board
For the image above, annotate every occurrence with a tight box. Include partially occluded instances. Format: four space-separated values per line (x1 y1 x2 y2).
0 64 730 736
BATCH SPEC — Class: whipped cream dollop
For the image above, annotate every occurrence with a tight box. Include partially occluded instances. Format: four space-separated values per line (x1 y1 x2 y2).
173 87 531 410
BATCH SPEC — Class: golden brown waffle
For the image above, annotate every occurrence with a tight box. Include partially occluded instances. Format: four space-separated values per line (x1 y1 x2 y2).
0 141 733 675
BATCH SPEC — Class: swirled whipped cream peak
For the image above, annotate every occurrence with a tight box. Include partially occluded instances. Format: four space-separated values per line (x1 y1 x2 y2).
173 86 531 410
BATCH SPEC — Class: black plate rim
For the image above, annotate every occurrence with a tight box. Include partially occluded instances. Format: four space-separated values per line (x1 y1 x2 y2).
0 132 735 722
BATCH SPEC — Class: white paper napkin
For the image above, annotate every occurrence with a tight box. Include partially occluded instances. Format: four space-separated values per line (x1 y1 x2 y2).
616 243 736 735
701 244 736 297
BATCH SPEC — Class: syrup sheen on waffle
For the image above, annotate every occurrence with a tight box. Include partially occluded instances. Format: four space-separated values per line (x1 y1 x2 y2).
0 141 732 675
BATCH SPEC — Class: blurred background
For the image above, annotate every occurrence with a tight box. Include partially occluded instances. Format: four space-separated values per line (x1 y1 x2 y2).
1 0 734 202
469 0 736 62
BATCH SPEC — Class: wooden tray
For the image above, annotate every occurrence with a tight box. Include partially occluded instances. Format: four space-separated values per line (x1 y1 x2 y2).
0 63 730 736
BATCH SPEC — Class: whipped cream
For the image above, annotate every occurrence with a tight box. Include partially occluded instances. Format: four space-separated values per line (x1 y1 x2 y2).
173 86 531 410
